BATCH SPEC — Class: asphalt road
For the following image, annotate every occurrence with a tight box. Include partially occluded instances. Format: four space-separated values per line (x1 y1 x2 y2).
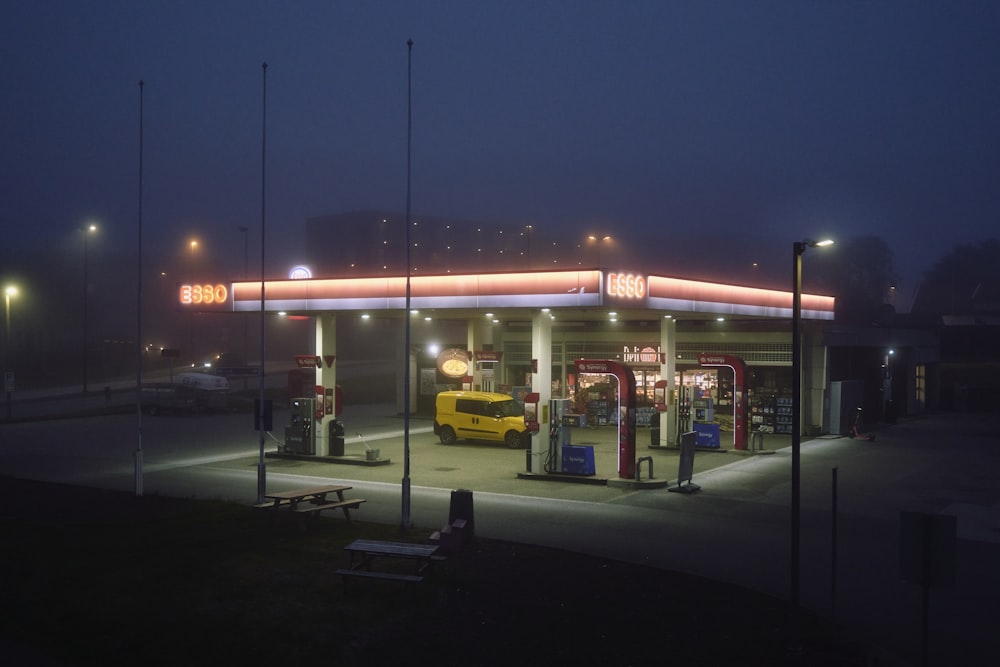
2 403 997 665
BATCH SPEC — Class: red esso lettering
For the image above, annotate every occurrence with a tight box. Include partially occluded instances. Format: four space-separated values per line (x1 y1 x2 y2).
607 273 645 298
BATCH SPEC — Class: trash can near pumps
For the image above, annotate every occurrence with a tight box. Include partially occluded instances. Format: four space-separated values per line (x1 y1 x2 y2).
449 489 475 541
328 419 345 456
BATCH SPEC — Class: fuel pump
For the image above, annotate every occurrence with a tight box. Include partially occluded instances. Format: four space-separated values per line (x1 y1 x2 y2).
544 398 571 473
284 397 316 454
677 385 692 443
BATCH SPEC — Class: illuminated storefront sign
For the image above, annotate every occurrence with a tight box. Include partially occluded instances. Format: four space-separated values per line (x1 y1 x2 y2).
179 283 229 306
606 272 646 299
623 345 661 364
437 348 471 378
698 354 728 365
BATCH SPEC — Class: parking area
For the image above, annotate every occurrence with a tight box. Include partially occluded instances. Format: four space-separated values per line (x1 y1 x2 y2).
218 405 791 501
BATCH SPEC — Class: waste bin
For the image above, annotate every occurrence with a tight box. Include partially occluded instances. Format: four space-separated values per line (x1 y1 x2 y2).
329 419 345 456
449 489 475 540
650 427 660 446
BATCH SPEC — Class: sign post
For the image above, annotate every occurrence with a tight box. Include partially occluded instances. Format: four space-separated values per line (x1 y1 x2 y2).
900 511 957 666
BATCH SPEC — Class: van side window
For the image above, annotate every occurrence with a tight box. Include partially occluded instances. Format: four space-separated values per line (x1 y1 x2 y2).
455 399 481 415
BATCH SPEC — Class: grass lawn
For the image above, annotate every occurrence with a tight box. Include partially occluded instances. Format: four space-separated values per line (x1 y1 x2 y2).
0 476 869 666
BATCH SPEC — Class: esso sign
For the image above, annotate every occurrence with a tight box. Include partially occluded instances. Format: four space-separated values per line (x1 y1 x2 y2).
179 283 229 306
606 273 646 299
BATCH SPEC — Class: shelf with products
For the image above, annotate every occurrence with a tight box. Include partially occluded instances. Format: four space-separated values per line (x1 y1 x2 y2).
750 394 776 433
636 405 658 427
586 399 612 426
774 395 793 434
717 375 734 408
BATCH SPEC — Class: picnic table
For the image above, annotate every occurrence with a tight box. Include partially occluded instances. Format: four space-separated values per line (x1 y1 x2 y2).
254 484 365 523
336 539 442 591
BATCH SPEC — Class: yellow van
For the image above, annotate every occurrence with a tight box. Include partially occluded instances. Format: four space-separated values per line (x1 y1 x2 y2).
434 390 528 448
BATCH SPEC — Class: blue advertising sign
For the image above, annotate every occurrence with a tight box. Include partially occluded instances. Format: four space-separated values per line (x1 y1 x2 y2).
561 445 596 475
692 422 721 448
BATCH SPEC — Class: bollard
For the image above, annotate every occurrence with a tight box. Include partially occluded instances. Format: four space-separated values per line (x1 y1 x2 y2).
449 489 475 540
636 455 654 481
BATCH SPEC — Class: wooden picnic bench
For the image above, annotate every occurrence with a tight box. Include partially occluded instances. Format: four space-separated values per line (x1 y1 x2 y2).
336 539 442 591
254 485 365 525
333 568 424 590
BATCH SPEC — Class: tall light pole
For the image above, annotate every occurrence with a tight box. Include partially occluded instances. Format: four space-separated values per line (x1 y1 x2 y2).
402 38 414 529
587 234 612 267
4 285 18 419
256 61 268 505
238 225 249 375
82 223 97 392
135 79 145 497
790 238 834 617
186 238 200 362
522 225 533 268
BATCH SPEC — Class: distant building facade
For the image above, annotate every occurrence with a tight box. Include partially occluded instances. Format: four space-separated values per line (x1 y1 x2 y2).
305 210 546 276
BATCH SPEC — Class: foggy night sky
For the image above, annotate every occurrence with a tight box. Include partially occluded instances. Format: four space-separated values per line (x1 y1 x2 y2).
3 1 1000 308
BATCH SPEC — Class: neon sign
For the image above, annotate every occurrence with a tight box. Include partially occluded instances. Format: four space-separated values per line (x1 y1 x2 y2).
606 273 646 299
179 284 229 306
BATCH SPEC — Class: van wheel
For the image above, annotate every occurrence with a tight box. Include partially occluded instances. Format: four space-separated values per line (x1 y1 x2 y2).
505 430 522 449
439 426 456 445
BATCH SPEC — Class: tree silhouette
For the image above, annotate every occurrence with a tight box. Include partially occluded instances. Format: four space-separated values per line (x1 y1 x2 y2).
911 239 1000 315
806 236 899 323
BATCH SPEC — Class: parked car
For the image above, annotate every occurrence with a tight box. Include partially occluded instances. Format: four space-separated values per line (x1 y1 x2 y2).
434 390 528 448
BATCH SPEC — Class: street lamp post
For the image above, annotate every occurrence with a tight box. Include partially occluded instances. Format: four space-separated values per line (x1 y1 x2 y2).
4 285 18 419
238 226 249 377
82 223 97 392
587 234 612 267
522 225 533 268
790 238 833 618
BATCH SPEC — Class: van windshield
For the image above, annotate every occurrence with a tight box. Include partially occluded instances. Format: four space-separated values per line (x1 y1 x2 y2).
489 400 523 418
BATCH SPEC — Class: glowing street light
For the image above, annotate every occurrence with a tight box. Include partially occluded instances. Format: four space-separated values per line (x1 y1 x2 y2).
587 234 613 268
790 237 834 623
82 223 98 393
4 285 18 418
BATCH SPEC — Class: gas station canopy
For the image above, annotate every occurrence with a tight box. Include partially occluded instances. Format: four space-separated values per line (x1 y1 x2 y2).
179 268 835 322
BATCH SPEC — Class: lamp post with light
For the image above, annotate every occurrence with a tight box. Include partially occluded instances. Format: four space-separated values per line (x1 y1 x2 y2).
4 285 18 418
186 238 200 363
522 225 533 268
82 223 97 392
790 238 833 617
587 234 613 268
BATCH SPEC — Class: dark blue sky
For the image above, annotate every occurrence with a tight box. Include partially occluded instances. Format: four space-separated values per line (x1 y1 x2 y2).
3 1 999 307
